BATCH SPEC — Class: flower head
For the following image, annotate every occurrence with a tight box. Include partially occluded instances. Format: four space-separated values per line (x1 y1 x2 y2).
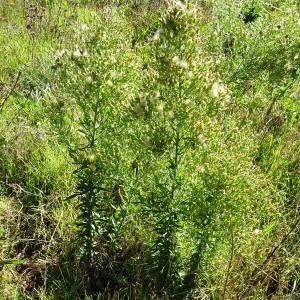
73 49 82 58
172 55 180 64
179 60 188 69
253 229 261 235
86 76 93 83
211 81 220 98
81 24 89 30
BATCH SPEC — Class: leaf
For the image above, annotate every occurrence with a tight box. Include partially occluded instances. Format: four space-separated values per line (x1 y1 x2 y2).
65 191 86 201
0 259 26 266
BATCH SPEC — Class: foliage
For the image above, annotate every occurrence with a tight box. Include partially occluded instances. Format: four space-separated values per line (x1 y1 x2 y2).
0 0 299 299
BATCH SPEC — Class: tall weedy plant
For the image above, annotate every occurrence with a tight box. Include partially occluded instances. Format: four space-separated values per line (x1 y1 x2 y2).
132 1 274 296
52 10 142 289
132 1 206 293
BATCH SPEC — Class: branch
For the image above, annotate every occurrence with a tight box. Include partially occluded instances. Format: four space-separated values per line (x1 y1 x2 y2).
0 71 21 112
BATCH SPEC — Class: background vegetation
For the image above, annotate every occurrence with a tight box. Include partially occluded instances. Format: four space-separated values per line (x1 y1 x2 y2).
0 0 299 299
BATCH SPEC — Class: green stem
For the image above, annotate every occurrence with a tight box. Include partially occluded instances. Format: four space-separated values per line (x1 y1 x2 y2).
90 99 100 147
171 130 180 201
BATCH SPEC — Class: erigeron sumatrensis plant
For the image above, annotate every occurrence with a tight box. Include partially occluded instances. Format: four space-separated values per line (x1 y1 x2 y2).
130 1 273 296
131 1 210 294
54 12 142 289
